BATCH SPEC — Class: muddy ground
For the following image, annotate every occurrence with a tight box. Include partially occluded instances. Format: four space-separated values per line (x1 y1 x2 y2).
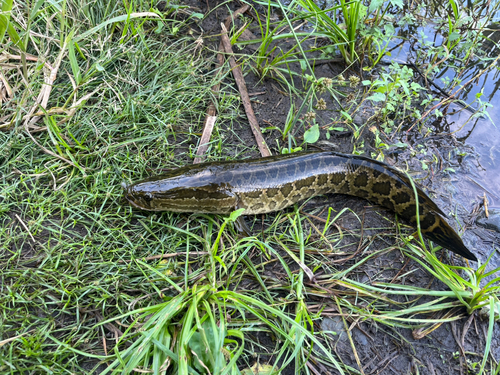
177 0 500 374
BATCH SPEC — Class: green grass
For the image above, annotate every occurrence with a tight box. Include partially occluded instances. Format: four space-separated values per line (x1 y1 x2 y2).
0 1 232 373
1 0 500 374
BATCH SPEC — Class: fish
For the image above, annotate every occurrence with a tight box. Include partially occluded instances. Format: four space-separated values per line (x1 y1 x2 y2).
124 151 477 261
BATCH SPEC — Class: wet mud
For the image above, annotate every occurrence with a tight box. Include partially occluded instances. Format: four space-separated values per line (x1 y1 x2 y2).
190 0 500 373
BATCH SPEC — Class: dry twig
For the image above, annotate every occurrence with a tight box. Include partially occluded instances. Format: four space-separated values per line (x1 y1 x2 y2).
220 23 271 157
194 5 250 163
0 330 35 347
18 39 85 170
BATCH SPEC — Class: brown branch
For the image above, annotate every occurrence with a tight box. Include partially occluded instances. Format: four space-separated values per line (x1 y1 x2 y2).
26 41 67 128
15 214 36 244
194 5 251 163
1 88 98 131
223 5 250 30
193 42 224 164
193 115 217 164
220 23 271 157
19 39 86 171
0 330 35 347
0 52 53 70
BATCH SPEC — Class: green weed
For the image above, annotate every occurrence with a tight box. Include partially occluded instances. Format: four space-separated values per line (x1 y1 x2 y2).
295 0 361 65
2 1 500 374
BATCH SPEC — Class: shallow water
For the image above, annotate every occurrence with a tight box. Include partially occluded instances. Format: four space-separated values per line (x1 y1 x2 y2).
387 12 500 208
380 5 500 265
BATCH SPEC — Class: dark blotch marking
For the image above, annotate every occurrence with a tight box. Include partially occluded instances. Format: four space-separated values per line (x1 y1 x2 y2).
430 225 446 238
401 204 424 220
336 181 350 194
353 171 369 188
251 202 265 211
371 169 382 179
295 176 316 189
281 183 294 198
281 198 292 208
349 162 360 172
306 188 319 197
317 174 328 186
245 190 262 199
394 180 403 190
380 198 395 211
268 200 277 210
355 189 369 198
420 214 437 231
428 226 454 239
266 188 280 198
393 191 411 205
330 173 345 185
372 181 392 196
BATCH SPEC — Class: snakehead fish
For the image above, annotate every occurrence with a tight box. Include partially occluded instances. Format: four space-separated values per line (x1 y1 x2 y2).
124 151 477 261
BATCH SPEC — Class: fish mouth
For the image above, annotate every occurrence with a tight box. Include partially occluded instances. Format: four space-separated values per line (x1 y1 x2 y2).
121 182 143 209
126 197 146 209
122 184 140 208
123 188 157 211
123 189 138 207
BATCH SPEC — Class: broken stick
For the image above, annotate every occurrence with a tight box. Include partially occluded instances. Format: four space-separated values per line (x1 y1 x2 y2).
194 5 251 163
220 23 271 157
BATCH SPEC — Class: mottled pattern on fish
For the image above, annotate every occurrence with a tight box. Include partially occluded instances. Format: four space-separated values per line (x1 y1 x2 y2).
124 151 477 261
